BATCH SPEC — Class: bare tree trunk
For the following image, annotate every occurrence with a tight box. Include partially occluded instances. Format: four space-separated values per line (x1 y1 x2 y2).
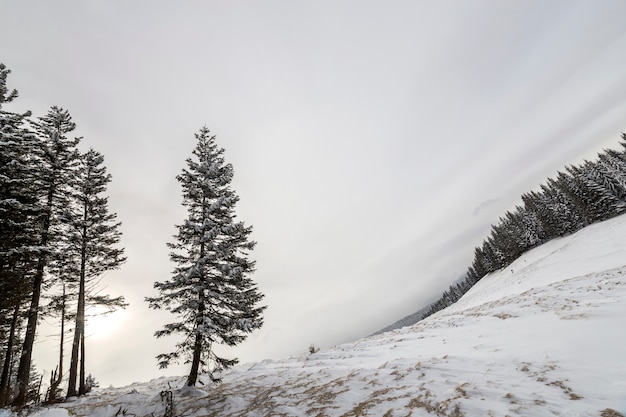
78 318 85 395
68 213 88 397
12 182 55 408
59 285 65 381
0 301 20 406
186 237 206 387
78 205 88 396
66 279 84 397
186 330 203 387
12 255 46 407
47 284 66 403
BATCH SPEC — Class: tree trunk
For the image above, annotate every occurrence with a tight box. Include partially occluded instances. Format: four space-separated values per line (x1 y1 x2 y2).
68 208 87 397
0 301 20 406
12 175 56 407
187 236 206 387
47 284 65 403
78 201 88 396
78 319 85 395
59 285 65 381
187 292 205 386
186 330 203 386
67 277 84 397
12 261 43 407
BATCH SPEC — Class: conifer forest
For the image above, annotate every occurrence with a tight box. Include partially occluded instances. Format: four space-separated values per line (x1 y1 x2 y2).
422 134 626 319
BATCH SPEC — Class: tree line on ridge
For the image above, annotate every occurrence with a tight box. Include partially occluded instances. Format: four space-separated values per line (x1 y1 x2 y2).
421 135 626 320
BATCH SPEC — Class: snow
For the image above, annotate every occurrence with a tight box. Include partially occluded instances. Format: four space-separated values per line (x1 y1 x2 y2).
24 410 69 417
5 214 626 416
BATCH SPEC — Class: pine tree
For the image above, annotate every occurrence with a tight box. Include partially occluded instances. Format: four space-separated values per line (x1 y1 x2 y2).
84 374 98 393
12 106 81 407
147 127 265 386
552 170 594 227
0 64 38 300
521 190 561 241
506 205 541 250
0 64 41 406
65 149 126 397
595 150 626 204
568 162 626 220
0 63 38 407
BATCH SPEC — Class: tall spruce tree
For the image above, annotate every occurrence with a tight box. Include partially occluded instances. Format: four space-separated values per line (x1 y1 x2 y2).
0 63 39 406
12 106 80 406
65 149 126 397
0 64 36 301
147 127 265 386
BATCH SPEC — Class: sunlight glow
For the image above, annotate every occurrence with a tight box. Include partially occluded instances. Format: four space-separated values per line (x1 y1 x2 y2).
84 306 127 339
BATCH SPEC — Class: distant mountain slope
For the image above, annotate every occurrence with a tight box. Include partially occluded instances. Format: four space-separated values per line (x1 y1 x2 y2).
370 274 466 336
368 303 433 336
11 214 626 417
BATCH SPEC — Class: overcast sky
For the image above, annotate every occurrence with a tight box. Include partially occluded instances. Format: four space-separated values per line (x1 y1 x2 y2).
2 1 626 387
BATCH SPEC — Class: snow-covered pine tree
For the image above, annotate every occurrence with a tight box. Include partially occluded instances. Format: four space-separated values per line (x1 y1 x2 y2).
0 63 39 406
552 170 594 227
12 106 81 407
65 149 126 397
146 127 265 386
569 162 626 220
597 149 626 200
0 64 38 299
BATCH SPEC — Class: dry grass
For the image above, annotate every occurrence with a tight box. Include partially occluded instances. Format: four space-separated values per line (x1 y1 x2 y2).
339 388 394 417
601 409 624 417
547 380 583 400
493 313 516 319
406 389 465 417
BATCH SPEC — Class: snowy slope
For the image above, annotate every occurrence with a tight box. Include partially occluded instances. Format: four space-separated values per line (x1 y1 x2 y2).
8 214 626 417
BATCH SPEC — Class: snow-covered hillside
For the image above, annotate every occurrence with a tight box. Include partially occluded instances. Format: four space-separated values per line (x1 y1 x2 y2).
7 215 626 417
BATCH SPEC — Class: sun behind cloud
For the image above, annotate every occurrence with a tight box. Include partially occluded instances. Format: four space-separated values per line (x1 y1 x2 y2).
85 306 127 340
